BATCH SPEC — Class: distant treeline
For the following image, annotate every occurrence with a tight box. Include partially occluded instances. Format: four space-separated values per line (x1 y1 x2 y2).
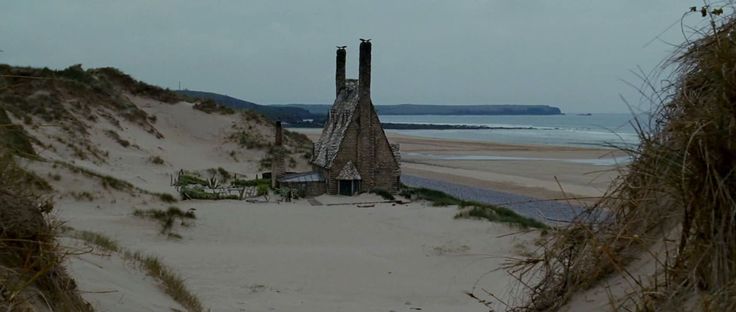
177 90 563 125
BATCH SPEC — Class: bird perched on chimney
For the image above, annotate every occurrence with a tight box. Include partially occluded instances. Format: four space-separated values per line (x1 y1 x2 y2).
360 38 371 43
336 46 347 49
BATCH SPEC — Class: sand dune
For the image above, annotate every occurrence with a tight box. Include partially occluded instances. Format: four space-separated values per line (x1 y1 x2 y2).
13 95 542 311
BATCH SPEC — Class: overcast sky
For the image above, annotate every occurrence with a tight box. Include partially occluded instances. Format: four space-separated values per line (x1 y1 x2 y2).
1 1 706 113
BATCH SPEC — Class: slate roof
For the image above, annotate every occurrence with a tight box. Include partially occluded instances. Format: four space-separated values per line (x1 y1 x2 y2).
278 171 324 183
336 161 362 180
312 79 360 169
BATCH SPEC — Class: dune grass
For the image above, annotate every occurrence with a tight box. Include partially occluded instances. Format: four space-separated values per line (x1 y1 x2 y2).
0 154 92 311
503 9 736 311
456 201 548 229
400 185 547 229
132 207 196 237
0 108 37 157
69 229 204 312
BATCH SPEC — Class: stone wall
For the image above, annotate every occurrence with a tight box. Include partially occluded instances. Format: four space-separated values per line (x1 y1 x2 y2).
368 106 400 192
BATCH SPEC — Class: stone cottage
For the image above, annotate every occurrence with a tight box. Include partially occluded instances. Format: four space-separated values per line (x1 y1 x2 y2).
274 40 401 196
310 41 401 195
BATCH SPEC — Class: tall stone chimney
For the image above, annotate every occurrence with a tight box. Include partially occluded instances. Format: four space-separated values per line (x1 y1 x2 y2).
336 47 346 96
357 40 375 190
358 41 371 99
271 121 285 188
274 120 283 146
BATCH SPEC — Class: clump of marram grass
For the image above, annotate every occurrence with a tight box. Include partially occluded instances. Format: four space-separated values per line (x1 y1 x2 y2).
129 251 204 312
0 108 37 157
0 154 92 311
104 129 131 147
455 201 547 229
133 207 196 238
69 229 204 312
74 230 121 253
502 9 736 312
400 185 547 229
158 192 178 203
150 155 165 165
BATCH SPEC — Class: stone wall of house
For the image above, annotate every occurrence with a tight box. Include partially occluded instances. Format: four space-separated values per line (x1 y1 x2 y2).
367 106 400 192
324 119 360 194
323 101 400 194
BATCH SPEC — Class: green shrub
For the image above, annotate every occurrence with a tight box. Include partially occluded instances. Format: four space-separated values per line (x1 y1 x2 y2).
256 184 269 196
176 174 207 186
216 167 231 180
193 99 235 114
180 187 238 200
231 178 269 187
371 189 395 200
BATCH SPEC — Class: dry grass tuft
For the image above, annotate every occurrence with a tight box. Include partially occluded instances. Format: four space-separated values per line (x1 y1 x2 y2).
69 229 204 312
0 154 92 311
501 9 736 312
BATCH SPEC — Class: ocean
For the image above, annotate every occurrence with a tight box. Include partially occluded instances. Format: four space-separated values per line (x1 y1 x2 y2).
378 113 643 148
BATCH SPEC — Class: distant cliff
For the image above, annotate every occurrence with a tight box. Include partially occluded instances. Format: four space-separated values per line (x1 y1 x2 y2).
282 104 563 116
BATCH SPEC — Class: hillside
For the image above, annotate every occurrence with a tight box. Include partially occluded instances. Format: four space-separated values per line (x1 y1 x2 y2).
0 64 312 311
177 89 317 123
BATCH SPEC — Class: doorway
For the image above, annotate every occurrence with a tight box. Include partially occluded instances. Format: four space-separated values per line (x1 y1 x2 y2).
338 179 359 196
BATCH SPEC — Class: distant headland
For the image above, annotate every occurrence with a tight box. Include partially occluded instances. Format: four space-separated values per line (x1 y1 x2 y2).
282 103 563 116
177 90 563 130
